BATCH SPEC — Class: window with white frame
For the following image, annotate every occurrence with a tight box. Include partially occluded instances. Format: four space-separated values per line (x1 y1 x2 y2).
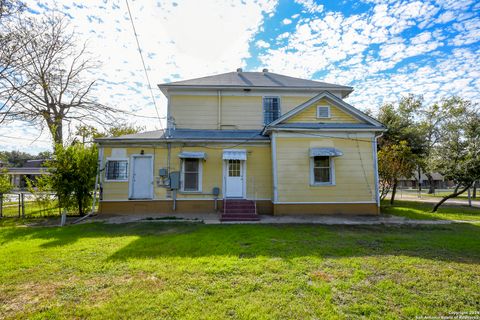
316 105 330 119
105 159 128 181
311 156 334 185
263 96 281 125
182 158 202 192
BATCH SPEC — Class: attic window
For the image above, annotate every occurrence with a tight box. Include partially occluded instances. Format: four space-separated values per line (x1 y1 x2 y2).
317 105 330 119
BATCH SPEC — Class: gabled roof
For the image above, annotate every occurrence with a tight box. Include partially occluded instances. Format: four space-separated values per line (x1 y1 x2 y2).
263 91 385 133
158 71 353 97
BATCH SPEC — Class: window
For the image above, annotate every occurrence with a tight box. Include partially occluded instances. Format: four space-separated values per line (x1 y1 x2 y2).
228 160 241 177
182 158 202 192
311 156 334 185
263 97 280 125
106 159 128 181
317 105 330 118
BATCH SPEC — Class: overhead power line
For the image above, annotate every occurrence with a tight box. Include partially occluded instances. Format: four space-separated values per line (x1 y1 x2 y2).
125 0 164 131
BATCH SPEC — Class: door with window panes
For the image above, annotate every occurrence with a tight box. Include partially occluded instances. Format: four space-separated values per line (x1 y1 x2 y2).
225 159 244 198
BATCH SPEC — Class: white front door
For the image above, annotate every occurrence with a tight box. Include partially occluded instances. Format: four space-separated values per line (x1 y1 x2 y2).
225 159 245 198
130 155 153 199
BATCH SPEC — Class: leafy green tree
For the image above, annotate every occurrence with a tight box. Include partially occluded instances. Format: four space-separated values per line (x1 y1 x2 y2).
47 143 98 216
417 97 470 194
377 95 426 198
377 141 416 204
0 168 12 216
74 122 144 144
431 109 480 211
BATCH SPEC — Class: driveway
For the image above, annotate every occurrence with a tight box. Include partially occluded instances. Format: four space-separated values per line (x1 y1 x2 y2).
395 193 480 208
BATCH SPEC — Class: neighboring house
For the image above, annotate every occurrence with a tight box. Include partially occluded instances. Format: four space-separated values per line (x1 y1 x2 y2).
96 69 386 217
398 172 454 189
6 159 49 189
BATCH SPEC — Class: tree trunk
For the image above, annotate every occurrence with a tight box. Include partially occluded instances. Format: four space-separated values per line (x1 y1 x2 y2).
417 166 422 193
390 179 398 205
426 173 435 194
78 195 84 216
432 183 472 212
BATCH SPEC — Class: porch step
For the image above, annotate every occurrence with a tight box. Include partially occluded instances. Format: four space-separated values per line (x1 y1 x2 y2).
221 199 259 221
220 215 260 222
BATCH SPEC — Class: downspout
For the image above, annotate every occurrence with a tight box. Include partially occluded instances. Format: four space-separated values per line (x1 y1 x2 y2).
217 90 222 129
271 132 278 204
373 132 384 210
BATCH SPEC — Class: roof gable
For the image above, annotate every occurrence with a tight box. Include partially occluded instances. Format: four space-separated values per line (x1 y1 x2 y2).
286 99 363 124
265 91 384 129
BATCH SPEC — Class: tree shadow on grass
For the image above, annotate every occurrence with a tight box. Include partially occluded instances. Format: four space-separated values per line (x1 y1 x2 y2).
1 222 480 264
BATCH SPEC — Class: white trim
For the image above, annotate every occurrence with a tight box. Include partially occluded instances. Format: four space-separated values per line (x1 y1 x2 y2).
273 201 376 204
310 156 336 186
275 131 375 138
180 158 203 192
100 198 272 202
128 154 154 199
161 88 352 98
271 132 278 202
316 105 331 119
104 157 129 182
373 134 382 207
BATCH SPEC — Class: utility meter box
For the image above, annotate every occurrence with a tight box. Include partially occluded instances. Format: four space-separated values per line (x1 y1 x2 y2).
169 171 180 190
212 187 220 197
159 168 168 177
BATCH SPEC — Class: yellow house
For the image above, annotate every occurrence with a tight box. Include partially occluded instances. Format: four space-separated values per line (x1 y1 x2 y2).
96 69 385 219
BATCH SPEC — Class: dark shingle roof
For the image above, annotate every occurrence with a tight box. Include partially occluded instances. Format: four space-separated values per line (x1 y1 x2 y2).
158 71 352 91
95 129 269 143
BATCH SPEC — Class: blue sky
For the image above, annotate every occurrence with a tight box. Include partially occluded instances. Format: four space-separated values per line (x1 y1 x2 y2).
1 0 479 152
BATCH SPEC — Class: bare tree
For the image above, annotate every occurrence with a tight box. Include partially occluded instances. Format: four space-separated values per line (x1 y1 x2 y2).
0 0 25 21
0 12 119 145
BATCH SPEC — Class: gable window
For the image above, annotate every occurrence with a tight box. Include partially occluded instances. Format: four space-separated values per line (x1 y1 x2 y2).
263 96 281 125
106 159 128 181
310 156 335 186
182 158 202 192
316 105 331 119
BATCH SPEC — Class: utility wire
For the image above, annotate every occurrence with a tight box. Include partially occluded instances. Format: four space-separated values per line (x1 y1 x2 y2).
125 0 164 131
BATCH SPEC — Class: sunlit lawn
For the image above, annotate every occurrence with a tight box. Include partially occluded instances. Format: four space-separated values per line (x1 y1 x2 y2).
1 218 479 319
382 200 480 222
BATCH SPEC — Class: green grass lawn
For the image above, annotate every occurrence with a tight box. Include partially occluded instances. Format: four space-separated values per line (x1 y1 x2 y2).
382 200 480 222
1 221 480 319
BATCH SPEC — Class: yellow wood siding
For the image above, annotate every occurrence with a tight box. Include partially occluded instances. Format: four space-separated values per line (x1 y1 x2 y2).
101 145 272 201
220 96 263 129
286 99 363 123
170 94 316 130
275 137 375 203
170 95 218 129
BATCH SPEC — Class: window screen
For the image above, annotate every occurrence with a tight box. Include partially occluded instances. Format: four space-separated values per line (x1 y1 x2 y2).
183 158 199 191
313 156 331 183
317 105 330 118
263 97 280 125
106 160 128 180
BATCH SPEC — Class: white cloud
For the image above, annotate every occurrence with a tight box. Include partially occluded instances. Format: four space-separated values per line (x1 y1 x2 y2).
256 39 271 48
1 0 279 152
294 0 323 13
282 18 292 25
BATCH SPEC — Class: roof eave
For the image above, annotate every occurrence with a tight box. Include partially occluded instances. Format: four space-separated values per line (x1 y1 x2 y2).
157 84 353 96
